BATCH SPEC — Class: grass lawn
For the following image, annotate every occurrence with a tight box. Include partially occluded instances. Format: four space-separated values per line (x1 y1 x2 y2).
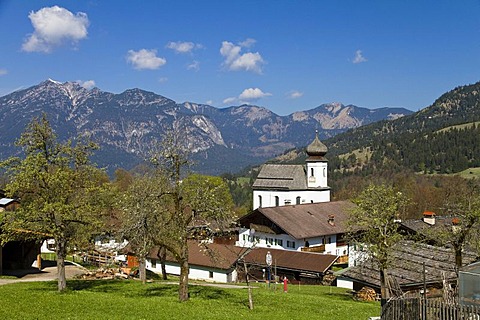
0 280 379 319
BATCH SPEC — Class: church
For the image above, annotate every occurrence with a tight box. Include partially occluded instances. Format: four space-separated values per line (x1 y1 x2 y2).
237 132 350 262
252 131 331 210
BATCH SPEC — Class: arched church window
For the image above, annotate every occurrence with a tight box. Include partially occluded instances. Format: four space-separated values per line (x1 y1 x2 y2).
296 196 301 205
323 168 326 177
258 195 262 208
310 168 314 177
275 196 279 206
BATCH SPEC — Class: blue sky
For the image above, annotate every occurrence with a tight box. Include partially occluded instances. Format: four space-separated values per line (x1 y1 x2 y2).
1 1 479 115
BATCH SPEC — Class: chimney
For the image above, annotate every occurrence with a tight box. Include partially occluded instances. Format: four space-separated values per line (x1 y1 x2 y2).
452 217 461 234
423 211 435 225
328 214 335 226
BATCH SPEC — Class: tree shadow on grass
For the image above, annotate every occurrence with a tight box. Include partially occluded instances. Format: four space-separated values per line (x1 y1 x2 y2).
29 279 126 293
139 284 235 301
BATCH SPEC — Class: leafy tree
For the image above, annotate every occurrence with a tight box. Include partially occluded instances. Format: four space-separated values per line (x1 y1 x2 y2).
152 130 235 302
429 177 480 271
0 114 107 292
348 184 409 305
118 172 171 284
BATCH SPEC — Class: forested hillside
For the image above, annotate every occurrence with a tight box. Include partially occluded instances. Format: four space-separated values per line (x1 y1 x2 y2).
326 82 480 176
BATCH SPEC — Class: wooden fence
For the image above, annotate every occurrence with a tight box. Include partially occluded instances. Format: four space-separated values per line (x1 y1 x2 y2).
382 297 480 320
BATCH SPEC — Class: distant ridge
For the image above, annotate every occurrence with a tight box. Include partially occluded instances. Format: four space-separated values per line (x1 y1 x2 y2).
0 80 413 175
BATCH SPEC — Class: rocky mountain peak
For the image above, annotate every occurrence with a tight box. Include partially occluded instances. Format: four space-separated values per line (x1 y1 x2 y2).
0 79 414 175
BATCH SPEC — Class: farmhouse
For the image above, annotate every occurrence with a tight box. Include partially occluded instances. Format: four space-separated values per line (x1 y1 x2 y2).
237 201 352 262
0 197 40 275
142 241 338 284
337 240 477 294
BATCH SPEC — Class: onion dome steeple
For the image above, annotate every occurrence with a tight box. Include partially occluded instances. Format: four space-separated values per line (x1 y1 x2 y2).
306 130 328 158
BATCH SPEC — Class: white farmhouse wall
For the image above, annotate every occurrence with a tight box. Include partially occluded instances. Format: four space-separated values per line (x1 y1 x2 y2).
146 258 237 283
237 227 341 254
336 278 354 290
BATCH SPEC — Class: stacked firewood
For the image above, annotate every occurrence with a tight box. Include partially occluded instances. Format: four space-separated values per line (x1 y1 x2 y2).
77 267 133 280
356 287 378 301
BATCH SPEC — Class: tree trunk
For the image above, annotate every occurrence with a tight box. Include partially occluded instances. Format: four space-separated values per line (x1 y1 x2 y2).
243 261 254 310
56 239 67 292
159 246 168 280
380 268 388 307
454 245 463 273
139 257 146 285
178 242 189 302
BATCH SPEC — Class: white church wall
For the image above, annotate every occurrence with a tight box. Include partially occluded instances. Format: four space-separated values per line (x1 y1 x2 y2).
253 189 330 210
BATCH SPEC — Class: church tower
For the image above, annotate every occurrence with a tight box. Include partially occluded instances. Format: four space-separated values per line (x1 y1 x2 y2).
306 131 328 189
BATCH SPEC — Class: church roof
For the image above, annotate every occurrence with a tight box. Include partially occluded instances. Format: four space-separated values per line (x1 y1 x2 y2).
239 201 354 239
253 164 307 190
306 132 328 159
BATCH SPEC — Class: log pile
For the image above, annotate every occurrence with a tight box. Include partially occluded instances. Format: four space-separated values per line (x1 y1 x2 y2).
76 267 135 280
322 273 336 286
355 286 378 301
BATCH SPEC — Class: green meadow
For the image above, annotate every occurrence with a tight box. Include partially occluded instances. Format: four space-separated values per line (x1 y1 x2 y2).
0 280 379 320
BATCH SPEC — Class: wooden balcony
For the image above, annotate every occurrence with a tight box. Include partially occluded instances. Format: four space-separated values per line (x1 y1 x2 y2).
301 244 325 253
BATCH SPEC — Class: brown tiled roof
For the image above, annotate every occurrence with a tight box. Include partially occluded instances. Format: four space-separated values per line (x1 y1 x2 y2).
342 240 477 290
148 241 246 270
252 164 307 190
147 241 337 274
244 246 337 274
240 201 354 239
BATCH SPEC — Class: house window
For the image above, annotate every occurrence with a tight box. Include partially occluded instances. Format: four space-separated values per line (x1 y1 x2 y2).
284 199 291 205
258 195 262 208
275 196 279 206
286 241 296 249
278 239 283 246
328 237 331 244
274 239 278 245
296 196 301 205
151 259 157 268
209 271 214 278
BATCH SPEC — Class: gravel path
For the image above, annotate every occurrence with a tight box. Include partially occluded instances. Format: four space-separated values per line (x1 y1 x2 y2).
0 264 87 286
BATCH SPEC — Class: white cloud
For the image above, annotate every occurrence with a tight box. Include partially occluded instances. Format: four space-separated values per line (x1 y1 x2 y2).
287 90 303 99
22 6 89 53
76 80 95 89
220 40 264 73
353 50 367 64
223 97 237 105
127 49 166 70
187 60 200 71
0 69 7 76
239 88 272 101
166 41 202 54
158 77 168 83
205 100 214 105
239 38 256 48
223 87 272 105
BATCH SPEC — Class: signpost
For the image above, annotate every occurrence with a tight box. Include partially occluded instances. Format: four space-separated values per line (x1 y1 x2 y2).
266 251 272 288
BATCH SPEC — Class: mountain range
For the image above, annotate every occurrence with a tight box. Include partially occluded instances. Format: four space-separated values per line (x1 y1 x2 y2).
0 79 413 175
